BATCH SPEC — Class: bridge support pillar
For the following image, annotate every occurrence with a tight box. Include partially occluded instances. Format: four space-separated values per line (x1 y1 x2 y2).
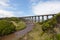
46 15 48 20
52 15 55 17
42 16 44 22
32 16 33 22
35 16 36 22
38 16 40 22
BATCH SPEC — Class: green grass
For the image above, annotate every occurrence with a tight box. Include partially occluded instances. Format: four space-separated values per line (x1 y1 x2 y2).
0 17 26 36
19 23 53 40
19 13 60 40
0 20 16 36
55 34 60 40
15 21 26 31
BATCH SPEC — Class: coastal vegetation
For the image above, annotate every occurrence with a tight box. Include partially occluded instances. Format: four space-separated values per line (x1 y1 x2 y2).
0 17 26 36
0 13 60 40
19 13 60 40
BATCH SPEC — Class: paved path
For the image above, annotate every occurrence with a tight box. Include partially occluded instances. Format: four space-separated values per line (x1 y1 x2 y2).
0 20 34 40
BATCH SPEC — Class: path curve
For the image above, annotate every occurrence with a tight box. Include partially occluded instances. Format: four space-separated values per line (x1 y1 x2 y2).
0 20 34 40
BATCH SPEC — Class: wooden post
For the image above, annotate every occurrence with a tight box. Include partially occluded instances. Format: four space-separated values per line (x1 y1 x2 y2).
38 16 40 22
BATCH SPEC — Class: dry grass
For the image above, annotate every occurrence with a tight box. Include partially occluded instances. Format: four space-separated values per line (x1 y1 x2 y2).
19 23 53 40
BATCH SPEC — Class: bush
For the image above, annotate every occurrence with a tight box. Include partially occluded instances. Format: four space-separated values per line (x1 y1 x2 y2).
42 14 57 32
56 34 60 40
42 18 57 32
0 20 16 36
55 13 60 23
15 21 26 31
6 17 20 23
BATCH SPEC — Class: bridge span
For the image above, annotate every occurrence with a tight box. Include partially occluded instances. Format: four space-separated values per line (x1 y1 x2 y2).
19 14 56 22
0 14 57 40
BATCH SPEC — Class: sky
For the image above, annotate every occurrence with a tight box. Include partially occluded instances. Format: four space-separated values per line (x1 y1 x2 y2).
0 0 60 17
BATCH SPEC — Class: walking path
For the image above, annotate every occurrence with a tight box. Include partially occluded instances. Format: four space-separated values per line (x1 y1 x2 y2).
0 20 34 40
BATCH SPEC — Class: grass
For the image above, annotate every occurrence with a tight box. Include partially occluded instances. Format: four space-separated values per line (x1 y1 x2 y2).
0 20 16 36
15 21 26 31
19 23 52 40
55 34 60 40
19 22 60 40
18 13 60 40
0 17 26 36
19 13 60 40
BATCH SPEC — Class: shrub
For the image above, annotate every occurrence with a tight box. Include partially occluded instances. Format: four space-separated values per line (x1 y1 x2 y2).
0 20 16 36
55 34 60 40
6 17 20 23
42 14 57 32
15 21 26 31
55 13 60 23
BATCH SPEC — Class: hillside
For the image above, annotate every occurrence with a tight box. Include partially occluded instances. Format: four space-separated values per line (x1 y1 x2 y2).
19 13 60 40
0 17 26 36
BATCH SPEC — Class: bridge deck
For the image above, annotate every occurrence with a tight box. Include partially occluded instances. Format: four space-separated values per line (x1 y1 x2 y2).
19 14 56 22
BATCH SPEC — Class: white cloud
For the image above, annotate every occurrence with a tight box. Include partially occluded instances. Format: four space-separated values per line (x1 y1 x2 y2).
0 0 10 7
32 1 60 15
0 0 16 17
0 0 15 17
0 10 15 17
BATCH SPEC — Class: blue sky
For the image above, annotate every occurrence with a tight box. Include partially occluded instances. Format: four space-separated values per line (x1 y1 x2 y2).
0 0 60 17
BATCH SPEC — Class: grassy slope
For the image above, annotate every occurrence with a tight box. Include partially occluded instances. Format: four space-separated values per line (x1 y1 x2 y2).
4 17 26 31
19 23 53 40
0 17 26 36
12 21 26 31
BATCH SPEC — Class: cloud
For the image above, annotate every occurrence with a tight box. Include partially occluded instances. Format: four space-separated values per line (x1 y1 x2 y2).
32 1 60 15
0 10 15 17
0 0 10 7
0 0 15 17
